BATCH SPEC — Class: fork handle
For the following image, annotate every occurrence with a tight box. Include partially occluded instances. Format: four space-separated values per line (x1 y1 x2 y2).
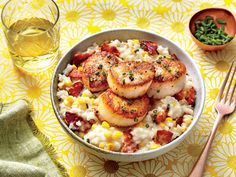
189 114 223 177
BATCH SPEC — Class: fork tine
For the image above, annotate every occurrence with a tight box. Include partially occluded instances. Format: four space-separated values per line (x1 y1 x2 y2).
217 61 234 102
230 82 236 104
223 65 236 103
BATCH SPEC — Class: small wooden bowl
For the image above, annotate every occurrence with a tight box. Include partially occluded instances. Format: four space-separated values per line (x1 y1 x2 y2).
189 8 236 51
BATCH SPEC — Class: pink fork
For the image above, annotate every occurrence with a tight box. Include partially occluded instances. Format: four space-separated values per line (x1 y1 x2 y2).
189 61 236 177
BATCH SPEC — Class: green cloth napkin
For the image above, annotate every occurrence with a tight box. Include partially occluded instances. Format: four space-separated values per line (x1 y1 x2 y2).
0 100 67 177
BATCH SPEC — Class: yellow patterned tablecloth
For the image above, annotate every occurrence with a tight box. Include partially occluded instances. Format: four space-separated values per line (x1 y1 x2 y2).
1 0 236 176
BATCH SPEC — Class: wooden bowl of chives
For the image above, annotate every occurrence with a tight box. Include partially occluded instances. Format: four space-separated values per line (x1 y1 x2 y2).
189 8 236 51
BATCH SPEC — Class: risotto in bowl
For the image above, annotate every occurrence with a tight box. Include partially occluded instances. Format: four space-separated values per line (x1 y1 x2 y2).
51 29 205 162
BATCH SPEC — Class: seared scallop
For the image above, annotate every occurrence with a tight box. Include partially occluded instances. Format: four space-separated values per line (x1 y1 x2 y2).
82 52 118 92
147 56 186 99
97 89 150 127
107 61 155 99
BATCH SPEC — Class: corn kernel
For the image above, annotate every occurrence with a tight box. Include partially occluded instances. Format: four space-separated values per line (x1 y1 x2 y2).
104 132 112 140
102 121 110 128
79 132 85 138
64 79 73 87
77 98 86 104
184 117 192 125
166 117 173 122
72 64 77 70
99 142 105 149
150 143 161 150
112 131 123 140
79 103 87 110
160 123 165 128
64 96 74 107
143 51 148 55
91 124 97 130
58 82 64 89
77 66 83 71
131 49 135 54
180 126 187 132
107 143 114 150
133 39 139 44
139 142 145 147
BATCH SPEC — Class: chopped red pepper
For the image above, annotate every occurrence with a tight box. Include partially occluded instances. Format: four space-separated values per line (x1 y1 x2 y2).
155 130 173 145
68 82 84 97
155 109 167 124
174 87 196 106
65 112 80 125
101 43 120 56
140 40 158 55
71 52 94 66
69 69 82 80
121 130 138 153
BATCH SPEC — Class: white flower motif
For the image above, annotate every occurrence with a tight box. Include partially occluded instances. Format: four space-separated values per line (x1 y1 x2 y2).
198 49 235 78
128 9 162 32
127 159 168 177
14 75 50 109
196 111 216 136
51 129 80 153
0 65 19 102
157 149 178 166
60 0 92 27
209 143 236 177
32 108 61 138
171 161 193 177
162 0 194 12
60 27 89 54
176 130 207 163
128 0 158 10
91 0 129 28
215 116 236 143
205 77 222 108
175 36 205 62
60 147 89 177
160 12 190 41
86 154 130 177
192 0 224 13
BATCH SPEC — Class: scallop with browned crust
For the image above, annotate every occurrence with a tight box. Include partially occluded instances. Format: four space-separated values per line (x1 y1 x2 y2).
82 52 118 92
107 61 155 99
97 89 150 127
147 56 186 99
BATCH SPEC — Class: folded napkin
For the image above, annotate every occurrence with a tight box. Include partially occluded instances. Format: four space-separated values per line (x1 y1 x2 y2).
0 100 67 177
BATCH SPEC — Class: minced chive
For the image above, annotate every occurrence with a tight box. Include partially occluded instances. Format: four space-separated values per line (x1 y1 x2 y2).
98 64 103 69
134 118 138 122
122 79 125 84
86 139 90 143
145 124 149 128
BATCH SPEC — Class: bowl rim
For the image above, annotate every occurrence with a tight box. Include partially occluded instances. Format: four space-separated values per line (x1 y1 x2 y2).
189 7 236 47
51 28 206 157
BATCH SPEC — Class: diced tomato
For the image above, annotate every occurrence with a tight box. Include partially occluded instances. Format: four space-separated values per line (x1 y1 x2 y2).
155 130 173 145
140 40 158 55
176 116 183 126
121 130 138 153
65 112 80 124
155 109 167 124
101 43 120 56
174 87 196 106
68 82 84 97
71 52 94 66
69 69 82 80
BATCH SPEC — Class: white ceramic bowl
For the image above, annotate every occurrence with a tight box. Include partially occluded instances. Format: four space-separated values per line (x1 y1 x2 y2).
51 29 205 162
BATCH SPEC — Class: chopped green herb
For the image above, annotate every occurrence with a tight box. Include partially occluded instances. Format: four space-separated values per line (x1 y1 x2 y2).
145 124 149 128
122 79 126 85
86 103 89 109
134 49 139 53
86 139 90 143
95 71 100 75
129 75 134 81
122 72 126 76
102 71 106 76
156 89 160 93
98 64 103 69
121 106 126 112
134 118 138 122
107 54 111 58
156 59 161 64
216 18 226 25
91 94 97 99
